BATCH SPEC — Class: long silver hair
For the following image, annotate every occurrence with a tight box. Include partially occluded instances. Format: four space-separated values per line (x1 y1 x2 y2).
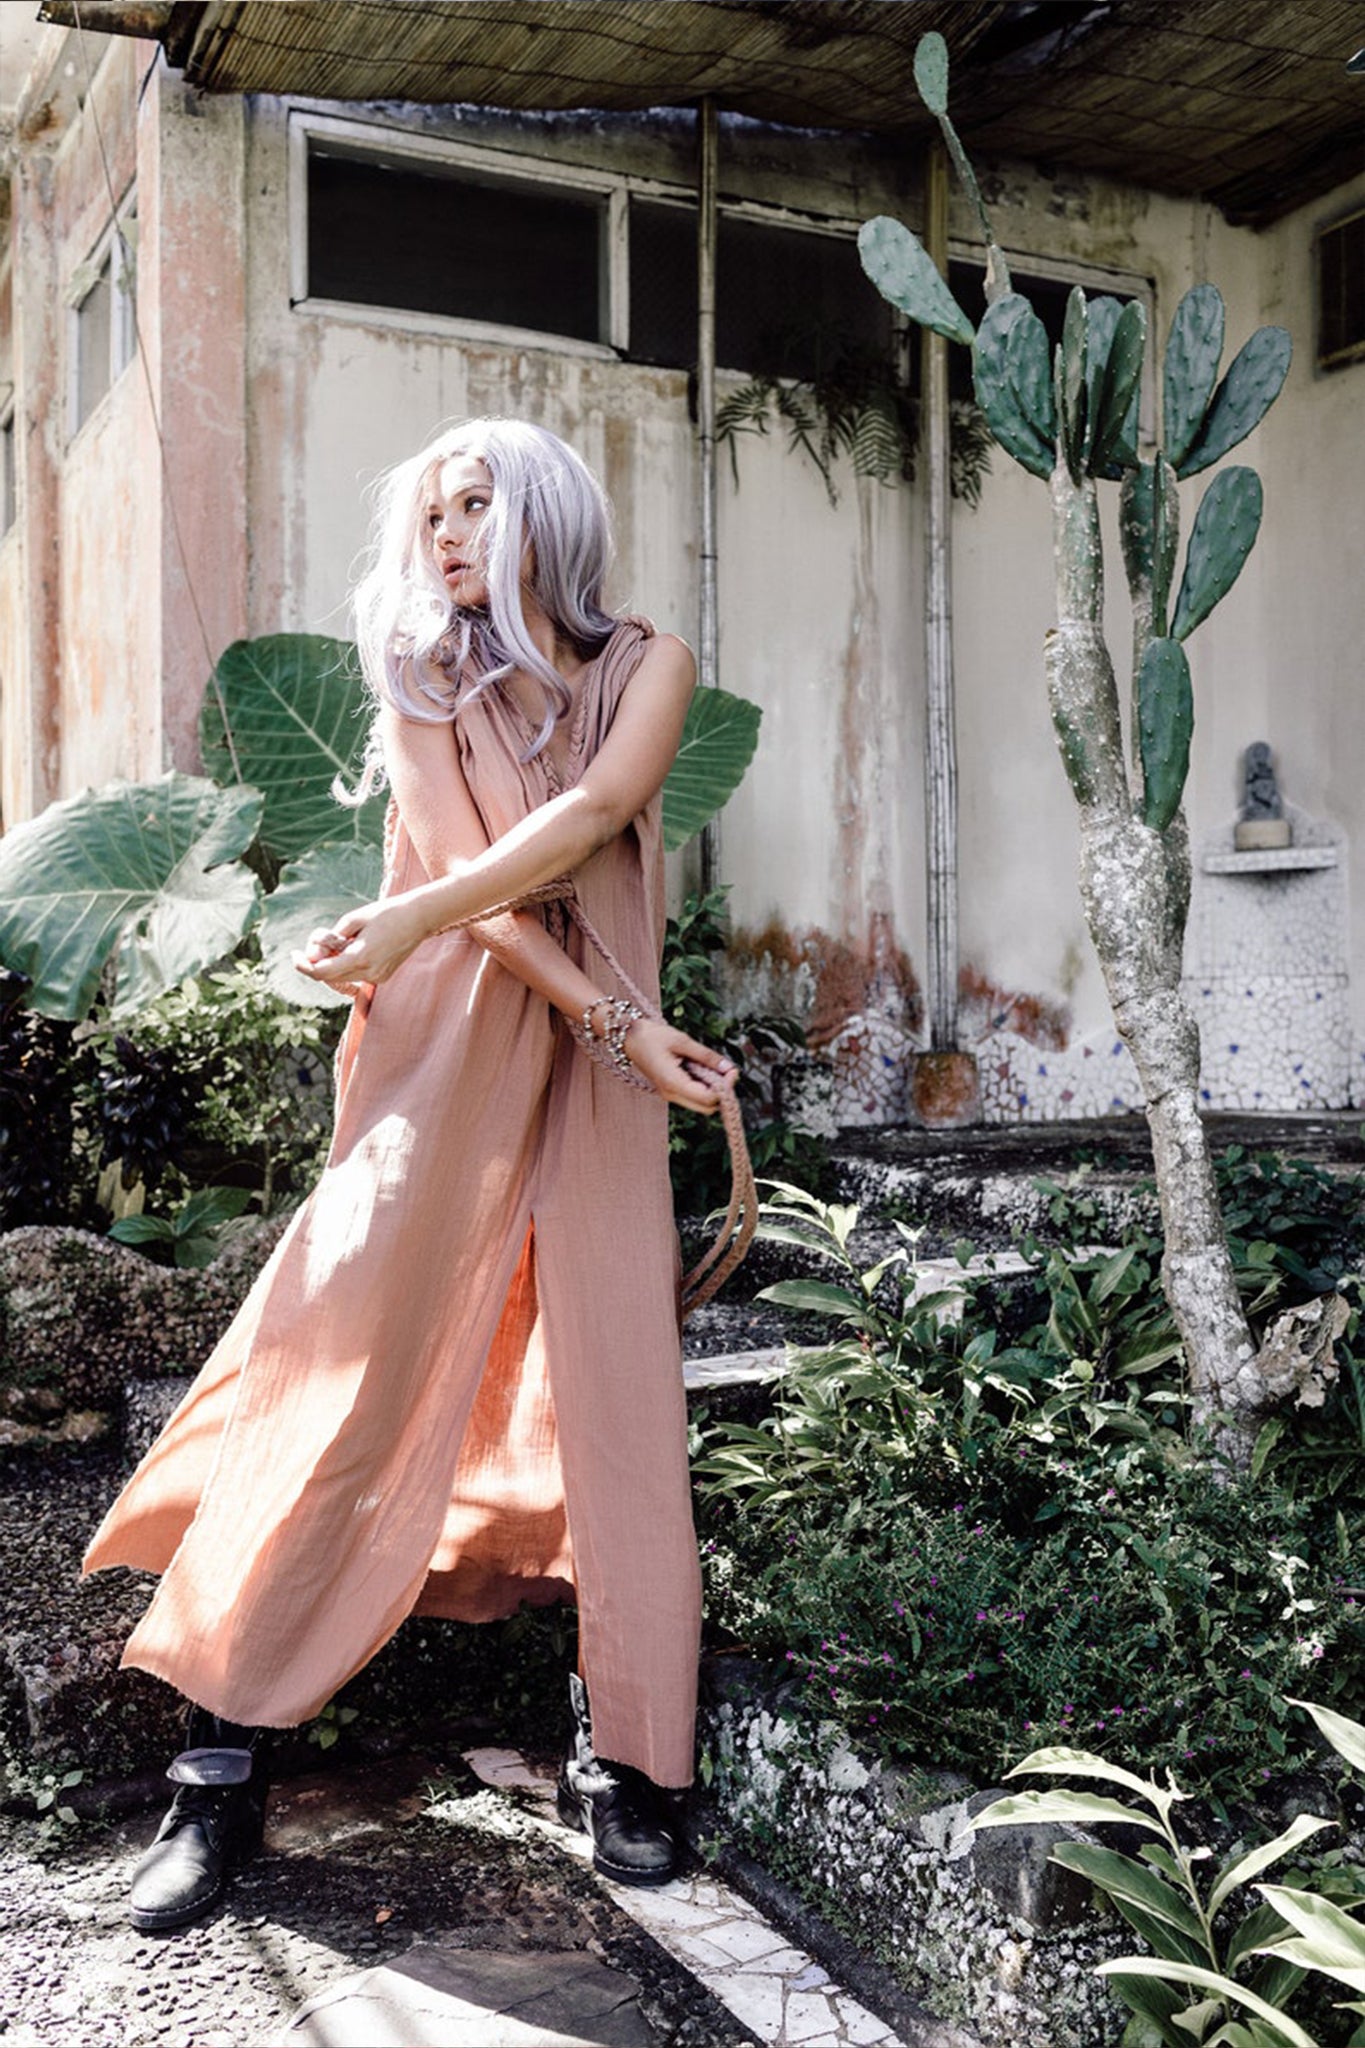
348 417 617 794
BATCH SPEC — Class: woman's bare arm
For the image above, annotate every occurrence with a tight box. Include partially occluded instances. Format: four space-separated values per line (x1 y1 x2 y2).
297 634 696 984
295 643 731 1110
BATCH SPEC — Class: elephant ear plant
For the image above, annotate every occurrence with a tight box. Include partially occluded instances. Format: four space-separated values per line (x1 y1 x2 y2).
973 1700 1365 2048
860 31 1310 1465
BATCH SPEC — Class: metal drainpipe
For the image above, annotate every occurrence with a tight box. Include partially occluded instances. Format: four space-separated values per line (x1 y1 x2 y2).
696 94 720 897
922 138 959 1052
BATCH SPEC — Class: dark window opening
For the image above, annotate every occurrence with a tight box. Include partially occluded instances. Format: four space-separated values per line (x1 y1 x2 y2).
307 146 606 344
1319 210 1365 370
628 199 892 377
1 414 14 537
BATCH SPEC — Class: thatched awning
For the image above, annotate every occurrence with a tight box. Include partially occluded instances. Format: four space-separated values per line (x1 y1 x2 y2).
35 0 1365 224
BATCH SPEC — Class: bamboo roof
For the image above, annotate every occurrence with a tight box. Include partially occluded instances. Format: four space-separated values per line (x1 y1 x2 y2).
35 0 1365 224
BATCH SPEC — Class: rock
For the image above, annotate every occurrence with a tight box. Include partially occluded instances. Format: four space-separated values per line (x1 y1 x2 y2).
963 1788 1095 1932
0 1219 289 1419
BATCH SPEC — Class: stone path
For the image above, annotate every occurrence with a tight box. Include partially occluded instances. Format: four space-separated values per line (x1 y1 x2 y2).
465 1747 900 2047
0 1740 908 2047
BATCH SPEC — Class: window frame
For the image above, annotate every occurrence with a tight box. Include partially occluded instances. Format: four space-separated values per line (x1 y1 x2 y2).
1316 204 1365 373
66 188 137 442
288 107 879 364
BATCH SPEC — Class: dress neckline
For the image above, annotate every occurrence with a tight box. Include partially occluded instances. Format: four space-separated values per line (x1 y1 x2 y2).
501 623 623 792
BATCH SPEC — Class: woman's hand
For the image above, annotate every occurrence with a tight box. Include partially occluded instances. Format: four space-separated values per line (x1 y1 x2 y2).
293 895 433 994
621 1019 738 1112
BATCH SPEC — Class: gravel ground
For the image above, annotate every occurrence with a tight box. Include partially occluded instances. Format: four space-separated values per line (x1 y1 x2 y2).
0 1748 754 2047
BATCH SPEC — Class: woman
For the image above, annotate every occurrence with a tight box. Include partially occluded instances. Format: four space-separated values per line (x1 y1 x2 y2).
84 418 735 1931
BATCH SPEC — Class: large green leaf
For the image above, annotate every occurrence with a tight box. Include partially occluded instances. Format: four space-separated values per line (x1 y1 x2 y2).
974 1788 1166 1836
1093 1960 1316 2048
1255 1883 1365 1990
1289 1697 1365 1775
0 773 263 1020
1050 1843 1204 1941
201 635 386 859
1209 1814 1334 1917
662 686 762 852
258 842 386 1009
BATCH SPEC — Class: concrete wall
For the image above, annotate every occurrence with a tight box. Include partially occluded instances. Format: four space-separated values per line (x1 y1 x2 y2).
4 60 1363 1104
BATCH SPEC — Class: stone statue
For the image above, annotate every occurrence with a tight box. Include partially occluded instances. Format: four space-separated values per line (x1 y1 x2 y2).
1242 741 1282 819
1235 741 1291 848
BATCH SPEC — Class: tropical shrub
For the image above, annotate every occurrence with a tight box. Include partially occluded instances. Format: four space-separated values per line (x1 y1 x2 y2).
695 1184 1365 1799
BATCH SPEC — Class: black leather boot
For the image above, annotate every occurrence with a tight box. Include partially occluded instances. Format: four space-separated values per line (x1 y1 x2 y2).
128 1707 270 1933
555 1673 685 1886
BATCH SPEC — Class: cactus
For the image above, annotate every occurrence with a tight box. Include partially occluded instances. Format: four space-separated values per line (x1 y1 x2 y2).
1138 636 1194 832
1163 285 1225 471
1082 295 1122 472
1090 297 1145 476
913 30 949 113
1179 325 1292 477
974 295 1053 478
1058 286 1089 482
858 216 975 347
1120 458 1180 633
1171 466 1264 641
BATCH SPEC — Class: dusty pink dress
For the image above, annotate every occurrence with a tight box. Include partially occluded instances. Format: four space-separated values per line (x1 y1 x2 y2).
83 619 702 1788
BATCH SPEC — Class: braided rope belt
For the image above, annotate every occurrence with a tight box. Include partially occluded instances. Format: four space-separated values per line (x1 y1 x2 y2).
450 878 756 1320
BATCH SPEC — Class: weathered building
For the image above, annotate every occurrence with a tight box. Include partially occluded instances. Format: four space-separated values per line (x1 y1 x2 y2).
1 3 1361 1119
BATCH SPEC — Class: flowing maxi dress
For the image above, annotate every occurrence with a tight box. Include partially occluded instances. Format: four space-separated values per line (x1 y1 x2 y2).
83 618 703 1790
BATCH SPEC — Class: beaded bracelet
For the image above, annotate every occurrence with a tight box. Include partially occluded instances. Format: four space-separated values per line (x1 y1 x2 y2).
570 995 653 1090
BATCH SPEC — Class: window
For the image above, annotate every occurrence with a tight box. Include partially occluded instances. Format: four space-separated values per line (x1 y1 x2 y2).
1318 209 1365 370
70 200 136 434
628 199 891 376
307 143 607 344
294 115 888 374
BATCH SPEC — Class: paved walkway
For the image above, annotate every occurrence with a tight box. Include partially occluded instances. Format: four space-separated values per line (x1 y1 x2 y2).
0 1741 907 2047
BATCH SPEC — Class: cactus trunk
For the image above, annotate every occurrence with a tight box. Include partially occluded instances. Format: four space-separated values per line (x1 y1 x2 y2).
1047 464 1258 1460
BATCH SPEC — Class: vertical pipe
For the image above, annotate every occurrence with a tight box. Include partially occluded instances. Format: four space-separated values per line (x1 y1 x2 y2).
922 138 958 1051
696 95 720 896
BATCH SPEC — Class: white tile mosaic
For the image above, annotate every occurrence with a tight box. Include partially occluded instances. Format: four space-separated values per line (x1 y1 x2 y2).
976 1024 1144 1124
462 1748 904 2046
1186 806 1352 1111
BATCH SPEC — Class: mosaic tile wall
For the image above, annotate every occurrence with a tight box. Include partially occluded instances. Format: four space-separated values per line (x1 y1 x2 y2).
1183 807 1351 1112
744 803 1355 1127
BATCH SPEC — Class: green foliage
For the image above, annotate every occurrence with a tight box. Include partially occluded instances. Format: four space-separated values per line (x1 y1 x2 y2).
695 1174 1365 1800
0 974 84 1227
1138 638 1195 831
1091 296 1146 476
1059 284 1090 481
661 897 826 1215
0 773 263 1020
1179 326 1293 480
977 1712 1365 2048
972 294 1055 479
663 689 764 854
714 344 994 509
1172 468 1265 642
1164 285 1226 472
200 634 385 859
1122 459 1181 637
109 1184 255 1269
857 216 975 347
258 842 385 1009
96 960 344 1219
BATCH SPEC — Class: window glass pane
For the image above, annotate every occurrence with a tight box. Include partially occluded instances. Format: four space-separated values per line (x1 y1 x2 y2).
112 215 137 376
76 260 112 428
1319 211 1365 367
629 200 892 376
308 146 605 342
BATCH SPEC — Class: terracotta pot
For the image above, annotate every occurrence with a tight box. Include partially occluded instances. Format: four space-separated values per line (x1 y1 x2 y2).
911 1050 981 1129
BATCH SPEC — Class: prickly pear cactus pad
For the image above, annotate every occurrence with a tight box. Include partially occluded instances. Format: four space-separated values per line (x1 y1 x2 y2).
1171 466 1264 641
974 294 1054 479
1164 284 1226 471
858 216 975 347
1179 325 1292 477
1138 637 1194 833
